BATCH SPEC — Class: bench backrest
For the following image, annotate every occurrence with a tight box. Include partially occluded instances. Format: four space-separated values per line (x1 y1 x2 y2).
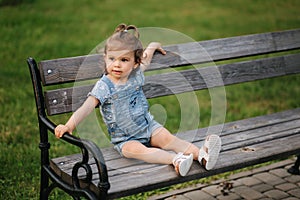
38 29 300 116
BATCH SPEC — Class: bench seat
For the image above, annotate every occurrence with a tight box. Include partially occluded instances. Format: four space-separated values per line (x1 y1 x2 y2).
50 108 300 199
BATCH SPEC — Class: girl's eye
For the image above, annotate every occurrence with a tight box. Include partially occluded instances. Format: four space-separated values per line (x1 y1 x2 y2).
121 58 129 62
108 57 115 61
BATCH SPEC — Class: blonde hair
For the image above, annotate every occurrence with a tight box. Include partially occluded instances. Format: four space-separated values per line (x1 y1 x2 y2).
104 23 144 65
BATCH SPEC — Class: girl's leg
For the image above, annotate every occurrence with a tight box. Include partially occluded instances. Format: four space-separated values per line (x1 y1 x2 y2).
150 127 222 171
150 127 200 160
122 140 175 164
122 140 194 176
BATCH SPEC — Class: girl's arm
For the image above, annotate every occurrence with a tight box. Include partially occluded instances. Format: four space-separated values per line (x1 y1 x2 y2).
140 42 166 71
55 96 99 138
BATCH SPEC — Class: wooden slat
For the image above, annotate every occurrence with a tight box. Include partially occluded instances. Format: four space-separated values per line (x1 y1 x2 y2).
49 108 300 199
39 29 300 86
177 107 300 143
145 53 300 98
39 54 105 85
44 84 94 115
44 53 300 115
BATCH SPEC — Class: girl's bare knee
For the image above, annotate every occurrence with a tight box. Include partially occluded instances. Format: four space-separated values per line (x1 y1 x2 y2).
151 127 176 148
122 141 145 158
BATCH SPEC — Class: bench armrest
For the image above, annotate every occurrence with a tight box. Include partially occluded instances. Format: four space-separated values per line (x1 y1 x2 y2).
42 115 111 196
27 57 110 197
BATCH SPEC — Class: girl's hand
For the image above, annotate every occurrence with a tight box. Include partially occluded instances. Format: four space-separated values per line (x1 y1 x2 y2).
54 96 99 139
141 42 166 71
55 124 72 138
147 42 166 55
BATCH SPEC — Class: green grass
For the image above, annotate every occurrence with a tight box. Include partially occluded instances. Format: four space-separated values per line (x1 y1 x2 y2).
1 0 300 199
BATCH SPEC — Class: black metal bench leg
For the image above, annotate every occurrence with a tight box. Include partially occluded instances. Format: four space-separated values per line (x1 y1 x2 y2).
288 155 300 175
40 178 54 200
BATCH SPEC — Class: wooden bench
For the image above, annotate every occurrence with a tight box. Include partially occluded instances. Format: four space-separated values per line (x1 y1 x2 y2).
28 29 300 199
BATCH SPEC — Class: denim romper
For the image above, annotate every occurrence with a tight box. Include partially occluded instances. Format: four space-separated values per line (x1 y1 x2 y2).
89 68 162 155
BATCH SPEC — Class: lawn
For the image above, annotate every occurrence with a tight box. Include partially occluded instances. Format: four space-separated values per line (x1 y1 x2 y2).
0 0 299 199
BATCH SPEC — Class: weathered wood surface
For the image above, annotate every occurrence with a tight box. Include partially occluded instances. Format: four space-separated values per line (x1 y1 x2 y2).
44 53 300 115
38 54 104 85
50 108 300 199
39 29 300 86
144 53 300 98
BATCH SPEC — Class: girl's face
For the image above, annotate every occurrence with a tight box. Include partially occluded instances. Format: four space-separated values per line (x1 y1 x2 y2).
105 50 139 84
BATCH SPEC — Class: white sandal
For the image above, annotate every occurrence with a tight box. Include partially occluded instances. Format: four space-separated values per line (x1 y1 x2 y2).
198 134 221 170
173 152 193 176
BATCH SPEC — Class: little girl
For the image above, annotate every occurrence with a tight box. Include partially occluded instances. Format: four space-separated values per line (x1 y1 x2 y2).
55 23 221 176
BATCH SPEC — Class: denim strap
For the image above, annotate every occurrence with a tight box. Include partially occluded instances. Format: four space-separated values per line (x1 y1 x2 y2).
101 75 115 94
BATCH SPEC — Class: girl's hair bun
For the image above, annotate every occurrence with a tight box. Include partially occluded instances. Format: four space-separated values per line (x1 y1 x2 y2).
114 23 140 38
